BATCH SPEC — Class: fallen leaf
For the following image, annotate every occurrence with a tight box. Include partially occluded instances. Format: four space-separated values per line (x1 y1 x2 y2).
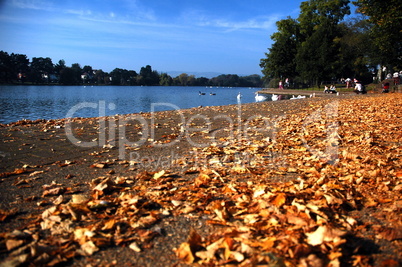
80 241 99 256
272 193 286 207
129 242 141 252
175 242 195 264
153 170 166 179
306 225 346 246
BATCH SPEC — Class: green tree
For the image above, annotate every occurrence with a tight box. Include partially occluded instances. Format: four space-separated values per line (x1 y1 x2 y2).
138 65 159 85
195 77 209 86
337 16 377 82
11 53 29 82
29 57 54 83
71 63 82 84
261 0 352 87
109 68 136 85
0 52 29 83
0 51 12 83
178 73 189 86
59 63 81 85
296 0 350 85
353 0 402 70
159 73 173 86
128 70 138 85
82 65 93 74
240 75 263 87
54 60 66 76
94 69 106 85
59 67 75 85
260 17 299 85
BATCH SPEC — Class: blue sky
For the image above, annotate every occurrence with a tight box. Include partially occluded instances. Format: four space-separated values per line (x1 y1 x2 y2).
0 0 307 76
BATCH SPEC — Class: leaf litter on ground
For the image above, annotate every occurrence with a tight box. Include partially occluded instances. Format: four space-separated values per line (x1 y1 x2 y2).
1 94 402 266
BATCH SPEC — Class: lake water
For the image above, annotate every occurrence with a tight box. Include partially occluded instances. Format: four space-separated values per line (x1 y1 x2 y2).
0 85 286 124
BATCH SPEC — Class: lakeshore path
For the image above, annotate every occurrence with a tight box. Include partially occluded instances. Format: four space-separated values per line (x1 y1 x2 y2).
0 92 401 266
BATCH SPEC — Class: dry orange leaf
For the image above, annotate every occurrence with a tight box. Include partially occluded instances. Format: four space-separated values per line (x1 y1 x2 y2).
272 193 286 207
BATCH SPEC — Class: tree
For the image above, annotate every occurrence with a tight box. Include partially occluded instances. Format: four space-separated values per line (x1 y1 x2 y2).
128 70 138 85
353 0 402 70
138 65 159 85
59 63 81 85
11 53 29 81
0 52 29 83
195 77 209 86
0 51 12 83
72 63 83 84
29 57 54 83
337 16 378 82
94 69 106 85
240 75 263 87
261 0 352 87
159 73 173 86
260 17 299 85
296 0 350 85
54 60 66 75
178 73 189 86
82 65 93 74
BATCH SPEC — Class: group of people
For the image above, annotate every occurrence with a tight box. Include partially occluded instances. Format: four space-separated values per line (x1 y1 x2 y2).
278 78 290 89
323 84 338 94
382 71 401 93
340 78 367 94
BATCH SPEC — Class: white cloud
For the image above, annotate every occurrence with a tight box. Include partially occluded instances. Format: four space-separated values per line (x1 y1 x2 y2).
65 9 92 16
198 15 281 32
11 0 53 11
179 8 279 32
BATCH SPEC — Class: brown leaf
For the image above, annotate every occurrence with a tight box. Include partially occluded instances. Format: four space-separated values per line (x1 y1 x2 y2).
306 225 346 246
272 193 286 207
90 163 108 169
0 209 17 221
176 228 203 264
80 241 99 256
6 239 25 251
377 227 402 241
42 187 65 197
175 242 195 264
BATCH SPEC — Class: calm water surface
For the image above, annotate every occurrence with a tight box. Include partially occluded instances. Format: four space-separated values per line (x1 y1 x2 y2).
0 85 286 124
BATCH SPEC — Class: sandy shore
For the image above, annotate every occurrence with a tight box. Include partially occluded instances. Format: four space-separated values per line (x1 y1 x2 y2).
1 92 401 266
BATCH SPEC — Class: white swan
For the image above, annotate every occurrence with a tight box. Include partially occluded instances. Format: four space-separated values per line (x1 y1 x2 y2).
237 92 242 100
271 94 279 101
255 93 267 102
291 95 306 100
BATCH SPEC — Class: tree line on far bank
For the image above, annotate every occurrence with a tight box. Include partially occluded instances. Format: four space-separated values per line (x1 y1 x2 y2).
0 51 262 87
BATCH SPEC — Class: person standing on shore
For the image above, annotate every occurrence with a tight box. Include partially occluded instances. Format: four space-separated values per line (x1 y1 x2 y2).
285 78 289 88
279 80 284 89
393 71 400 90
345 78 351 89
